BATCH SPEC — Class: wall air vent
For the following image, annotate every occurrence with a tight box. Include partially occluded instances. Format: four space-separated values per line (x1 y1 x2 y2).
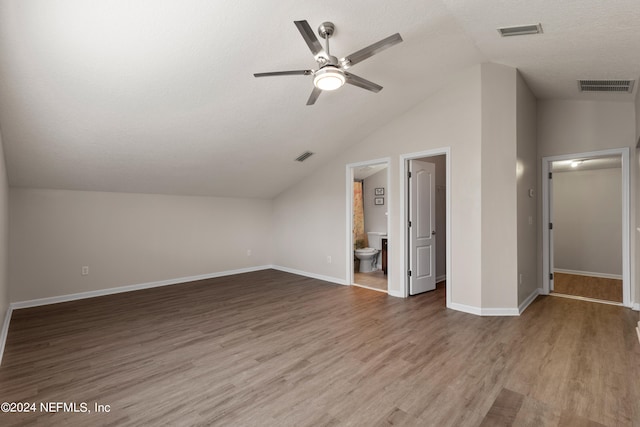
295 151 314 162
578 80 635 93
497 23 543 37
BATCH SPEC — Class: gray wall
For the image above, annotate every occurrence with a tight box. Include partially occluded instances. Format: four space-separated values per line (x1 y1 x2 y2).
480 63 518 309
553 168 622 276
516 72 538 305
9 189 274 302
363 169 388 235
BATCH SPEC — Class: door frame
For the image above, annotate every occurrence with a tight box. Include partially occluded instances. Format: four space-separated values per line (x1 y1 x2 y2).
400 148 451 307
346 158 391 291
541 147 631 307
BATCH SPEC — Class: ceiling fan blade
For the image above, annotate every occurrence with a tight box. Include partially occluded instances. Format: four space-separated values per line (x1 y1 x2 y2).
344 72 383 93
306 87 322 106
340 33 403 68
254 70 312 78
294 20 326 58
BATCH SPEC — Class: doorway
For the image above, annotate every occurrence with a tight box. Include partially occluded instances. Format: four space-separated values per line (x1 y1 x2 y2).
346 159 390 293
401 149 451 305
542 148 631 307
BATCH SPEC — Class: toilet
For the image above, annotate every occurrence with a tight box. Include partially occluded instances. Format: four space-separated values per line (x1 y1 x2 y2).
354 232 385 273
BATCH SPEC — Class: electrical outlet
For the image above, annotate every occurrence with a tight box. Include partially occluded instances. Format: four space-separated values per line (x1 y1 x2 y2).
326 256 332 264
81 266 89 276
247 249 252 256
528 216 533 225
519 273 523 284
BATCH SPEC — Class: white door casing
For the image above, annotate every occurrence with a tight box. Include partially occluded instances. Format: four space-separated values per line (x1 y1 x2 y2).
409 160 436 295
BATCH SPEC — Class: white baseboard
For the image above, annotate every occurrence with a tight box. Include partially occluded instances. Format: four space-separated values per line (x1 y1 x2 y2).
436 275 447 284
270 265 347 286
449 302 519 316
554 269 622 280
632 303 639 311
449 302 482 316
388 289 404 298
10 265 273 310
518 288 541 314
481 307 520 316
0 306 13 366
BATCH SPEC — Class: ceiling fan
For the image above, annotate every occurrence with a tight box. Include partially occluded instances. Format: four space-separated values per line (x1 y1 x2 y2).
254 20 403 105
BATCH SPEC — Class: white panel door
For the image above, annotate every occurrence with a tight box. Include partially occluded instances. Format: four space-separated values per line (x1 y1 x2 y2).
409 160 436 295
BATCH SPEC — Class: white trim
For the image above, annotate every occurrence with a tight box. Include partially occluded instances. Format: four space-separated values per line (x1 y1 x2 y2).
518 288 540 314
542 148 632 308
553 269 622 280
399 148 452 308
351 283 388 294
388 289 404 298
481 308 520 316
550 292 624 307
345 158 391 298
10 265 273 310
271 265 347 286
0 306 13 366
448 302 520 316
632 303 639 311
436 275 447 284
448 302 482 316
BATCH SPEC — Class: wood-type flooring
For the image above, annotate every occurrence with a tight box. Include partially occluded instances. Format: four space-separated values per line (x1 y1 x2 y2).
0 269 638 426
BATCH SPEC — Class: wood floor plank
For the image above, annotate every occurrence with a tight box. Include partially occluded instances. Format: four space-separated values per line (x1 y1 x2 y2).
0 269 638 426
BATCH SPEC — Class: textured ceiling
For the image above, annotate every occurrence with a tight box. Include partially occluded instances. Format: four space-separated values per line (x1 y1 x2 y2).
0 0 638 198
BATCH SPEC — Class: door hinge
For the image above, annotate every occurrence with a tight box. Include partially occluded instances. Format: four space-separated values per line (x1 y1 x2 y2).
408 171 412 179
549 222 553 230
549 273 554 280
408 221 412 228
408 270 412 277
548 172 552 179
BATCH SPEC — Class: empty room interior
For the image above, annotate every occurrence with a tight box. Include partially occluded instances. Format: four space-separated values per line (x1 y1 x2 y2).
0 1 640 426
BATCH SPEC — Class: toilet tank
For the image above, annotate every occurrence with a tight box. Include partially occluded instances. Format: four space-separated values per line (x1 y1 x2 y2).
367 232 386 250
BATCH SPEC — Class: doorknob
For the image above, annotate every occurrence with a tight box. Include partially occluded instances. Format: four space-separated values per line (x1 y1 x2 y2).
431 230 436 235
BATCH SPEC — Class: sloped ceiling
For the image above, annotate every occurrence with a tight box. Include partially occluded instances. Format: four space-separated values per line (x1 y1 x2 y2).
0 0 638 198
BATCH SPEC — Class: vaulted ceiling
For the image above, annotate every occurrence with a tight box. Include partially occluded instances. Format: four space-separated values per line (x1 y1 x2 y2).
0 0 638 198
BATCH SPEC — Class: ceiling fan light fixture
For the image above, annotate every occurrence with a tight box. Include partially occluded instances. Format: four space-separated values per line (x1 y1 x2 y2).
313 66 345 91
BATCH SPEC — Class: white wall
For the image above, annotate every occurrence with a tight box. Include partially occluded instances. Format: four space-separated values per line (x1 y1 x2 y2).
363 169 388 235
273 64 483 307
480 63 518 309
553 168 622 276
516 72 538 305
9 189 273 302
537 99 637 304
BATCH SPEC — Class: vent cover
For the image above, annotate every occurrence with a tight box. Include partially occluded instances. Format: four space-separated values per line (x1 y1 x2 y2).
295 151 314 162
578 80 635 93
497 23 543 37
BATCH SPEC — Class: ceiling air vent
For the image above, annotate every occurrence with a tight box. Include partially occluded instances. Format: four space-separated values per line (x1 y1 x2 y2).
295 151 314 162
497 23 543 37
578 80 635 93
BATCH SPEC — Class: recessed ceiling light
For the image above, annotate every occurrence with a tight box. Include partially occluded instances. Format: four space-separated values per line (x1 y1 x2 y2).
497 23 543 37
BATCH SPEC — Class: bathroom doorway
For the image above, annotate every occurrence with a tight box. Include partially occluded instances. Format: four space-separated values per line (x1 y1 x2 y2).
346 159 390 293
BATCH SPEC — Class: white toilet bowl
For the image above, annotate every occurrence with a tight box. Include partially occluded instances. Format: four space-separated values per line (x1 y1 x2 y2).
355 248 379 273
